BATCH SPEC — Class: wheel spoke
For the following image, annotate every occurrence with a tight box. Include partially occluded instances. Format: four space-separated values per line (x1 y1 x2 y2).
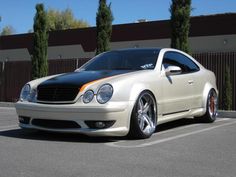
142 114 154 133
138 115 145 130
210 96 214 113
143 99 151 113
143 114 154 128
138 98 144 111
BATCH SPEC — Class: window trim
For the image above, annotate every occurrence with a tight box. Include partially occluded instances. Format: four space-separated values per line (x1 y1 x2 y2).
162 51 200 75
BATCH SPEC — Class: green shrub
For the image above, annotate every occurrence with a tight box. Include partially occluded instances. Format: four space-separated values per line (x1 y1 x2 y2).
222 66 232 110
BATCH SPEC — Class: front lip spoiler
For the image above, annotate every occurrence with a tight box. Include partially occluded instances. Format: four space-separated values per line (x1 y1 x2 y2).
19 123 129 137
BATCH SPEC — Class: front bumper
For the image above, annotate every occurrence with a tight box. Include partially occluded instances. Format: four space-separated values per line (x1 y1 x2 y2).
15 101 135 136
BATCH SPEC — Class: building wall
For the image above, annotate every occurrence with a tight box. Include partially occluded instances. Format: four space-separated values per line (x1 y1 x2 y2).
0 48 31 61
189 34 236 53
48 45 94 59
1 34 235 61
111 34 236 53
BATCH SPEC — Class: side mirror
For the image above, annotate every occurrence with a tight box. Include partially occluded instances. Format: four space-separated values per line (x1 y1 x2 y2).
165 66 182 76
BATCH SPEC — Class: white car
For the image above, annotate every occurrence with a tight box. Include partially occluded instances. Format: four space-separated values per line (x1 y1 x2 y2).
15 48 218 139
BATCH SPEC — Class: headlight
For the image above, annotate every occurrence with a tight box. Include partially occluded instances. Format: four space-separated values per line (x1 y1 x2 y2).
20 84 31 101
28 88 37 102
96 84 113 104
83 90 94 103
20 84 37 102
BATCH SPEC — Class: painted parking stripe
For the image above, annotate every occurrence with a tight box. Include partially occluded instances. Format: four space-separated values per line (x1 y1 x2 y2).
106 118 234 148
105 118 229 147
0 107 15 110
152 118 229 137
0 125 19 132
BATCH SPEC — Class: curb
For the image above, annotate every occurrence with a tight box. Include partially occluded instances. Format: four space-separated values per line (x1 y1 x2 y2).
0 102 15 107
218 110 236 118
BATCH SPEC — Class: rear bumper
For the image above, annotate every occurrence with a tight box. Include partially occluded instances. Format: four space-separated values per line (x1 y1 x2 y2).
15 101 135 136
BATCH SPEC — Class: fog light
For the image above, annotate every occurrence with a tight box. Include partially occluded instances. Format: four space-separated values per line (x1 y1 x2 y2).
19 116 30 124
95 122 106 129
84 120 115 129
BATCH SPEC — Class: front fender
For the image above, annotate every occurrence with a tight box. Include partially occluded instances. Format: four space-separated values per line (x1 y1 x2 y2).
129 83 153 101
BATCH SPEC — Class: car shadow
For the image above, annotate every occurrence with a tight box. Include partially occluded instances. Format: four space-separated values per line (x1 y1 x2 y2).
155 117 198 133
0 118 200 143
127 118 200 140
0 128 118 143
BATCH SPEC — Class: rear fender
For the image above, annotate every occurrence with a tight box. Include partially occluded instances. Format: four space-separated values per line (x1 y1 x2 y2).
202 82 217 114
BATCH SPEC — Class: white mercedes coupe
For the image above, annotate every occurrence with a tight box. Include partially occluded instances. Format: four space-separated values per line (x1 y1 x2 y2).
15 48 218 139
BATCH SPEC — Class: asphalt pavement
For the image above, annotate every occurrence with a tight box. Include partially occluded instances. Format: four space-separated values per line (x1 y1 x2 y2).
0 106 236 177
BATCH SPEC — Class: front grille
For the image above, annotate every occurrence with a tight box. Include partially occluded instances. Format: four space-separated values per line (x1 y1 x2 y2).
32 119 81 129
37 86 79 102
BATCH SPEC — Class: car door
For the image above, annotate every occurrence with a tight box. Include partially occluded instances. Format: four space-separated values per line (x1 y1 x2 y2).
160 51 200 115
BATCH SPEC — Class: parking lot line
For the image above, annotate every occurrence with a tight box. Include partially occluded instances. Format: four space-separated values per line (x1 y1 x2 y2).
0 107 15 110
152 118 229 137
106 118 235 148
0 125 18 132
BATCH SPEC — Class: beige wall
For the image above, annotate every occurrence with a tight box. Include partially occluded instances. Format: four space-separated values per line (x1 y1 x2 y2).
1 34 236 62
0 48 31 61
190 34 236 53
48 45 95 60
111 34 236 53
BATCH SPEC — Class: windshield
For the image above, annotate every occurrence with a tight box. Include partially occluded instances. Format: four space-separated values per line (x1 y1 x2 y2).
80 49 160 71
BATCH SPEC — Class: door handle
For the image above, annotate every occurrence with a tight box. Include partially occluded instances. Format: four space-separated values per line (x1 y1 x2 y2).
188 80 194 84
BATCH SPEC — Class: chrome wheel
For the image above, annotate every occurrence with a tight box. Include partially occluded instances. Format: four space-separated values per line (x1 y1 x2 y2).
196 89 217 123
137 93 156 135
129 91 157 139
208 90 218 118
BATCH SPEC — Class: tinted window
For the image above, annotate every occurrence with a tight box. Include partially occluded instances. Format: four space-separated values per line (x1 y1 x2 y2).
163 52 199 74
81 50 160 71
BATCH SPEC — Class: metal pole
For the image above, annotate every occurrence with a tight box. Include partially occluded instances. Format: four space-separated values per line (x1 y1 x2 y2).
76 58 79 69
0 61 5 101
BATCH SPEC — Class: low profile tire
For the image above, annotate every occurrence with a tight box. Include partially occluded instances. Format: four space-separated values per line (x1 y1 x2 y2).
129 91 157 139
198 89 218 123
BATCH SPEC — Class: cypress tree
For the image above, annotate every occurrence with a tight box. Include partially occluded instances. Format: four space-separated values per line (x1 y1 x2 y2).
170 0 191 53
222 66 232 110
32 3 48 79
96 0 113 55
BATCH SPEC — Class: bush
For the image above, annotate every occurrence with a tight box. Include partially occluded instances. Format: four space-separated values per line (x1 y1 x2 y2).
222 65 232 110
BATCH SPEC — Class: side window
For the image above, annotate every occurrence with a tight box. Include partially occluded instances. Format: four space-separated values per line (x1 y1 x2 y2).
163 52 200 74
